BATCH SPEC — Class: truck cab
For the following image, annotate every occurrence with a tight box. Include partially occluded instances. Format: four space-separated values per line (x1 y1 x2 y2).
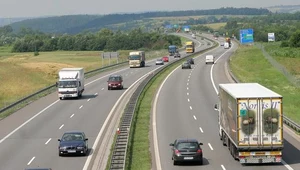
129 51 145 68
168 45 178 56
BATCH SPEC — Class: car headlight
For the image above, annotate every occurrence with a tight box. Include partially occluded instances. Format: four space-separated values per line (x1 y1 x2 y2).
59 146 67 150
77 146 84 149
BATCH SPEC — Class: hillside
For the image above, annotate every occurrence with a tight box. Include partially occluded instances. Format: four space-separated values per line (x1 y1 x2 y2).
0 17 32 27
267 5 300 13
9 7 270 34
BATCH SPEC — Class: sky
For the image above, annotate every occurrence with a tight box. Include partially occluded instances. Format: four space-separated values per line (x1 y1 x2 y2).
0 0 299 18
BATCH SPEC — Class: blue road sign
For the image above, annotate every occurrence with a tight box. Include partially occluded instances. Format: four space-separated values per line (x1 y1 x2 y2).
240 29 254 44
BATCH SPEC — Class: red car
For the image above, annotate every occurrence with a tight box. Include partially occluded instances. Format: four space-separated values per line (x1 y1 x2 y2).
162 56 169 62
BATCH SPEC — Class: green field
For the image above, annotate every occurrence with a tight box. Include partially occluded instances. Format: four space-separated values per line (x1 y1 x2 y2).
0 47 168 111
230 44 300 124
204 22 226 30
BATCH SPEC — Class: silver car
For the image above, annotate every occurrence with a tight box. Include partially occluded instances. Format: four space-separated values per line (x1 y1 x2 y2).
156 58 164 65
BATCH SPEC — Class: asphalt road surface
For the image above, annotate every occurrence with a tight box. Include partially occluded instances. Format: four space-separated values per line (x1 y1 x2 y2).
154 36 300 170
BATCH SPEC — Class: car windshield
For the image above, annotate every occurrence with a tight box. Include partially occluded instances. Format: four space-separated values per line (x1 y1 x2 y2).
109 76 121 81
177 142 198 149
129 55 141 60
61 133 84 141
58 81 77 88
157 59 162 61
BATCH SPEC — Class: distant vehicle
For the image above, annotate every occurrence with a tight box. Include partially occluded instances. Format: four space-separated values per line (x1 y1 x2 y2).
129 51 145 68
191 34 196 39
170 138 204 165
58 131 88 156
57 68 84 100
174 52 181 58
162 56 169 62
205 55 214 64
187 58 194 64
224 42 230 49
168 45 178 56
220 42 224 46
155 58 164 65
215 83 283 164
182 62 191 69
107 75 124 90
185 41 195 53
225 37 231 47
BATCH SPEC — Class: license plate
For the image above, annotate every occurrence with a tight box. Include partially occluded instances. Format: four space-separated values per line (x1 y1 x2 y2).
184 157 193 160
113 86 117 87
65 95 72 97
68 150 76 153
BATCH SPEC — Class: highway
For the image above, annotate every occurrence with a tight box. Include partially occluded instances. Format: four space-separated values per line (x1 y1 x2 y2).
153 35 300 170
0 34 209 169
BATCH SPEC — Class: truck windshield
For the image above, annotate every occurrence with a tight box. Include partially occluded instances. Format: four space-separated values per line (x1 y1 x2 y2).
129 55 141 60
58 81 77 88
186 45 193 48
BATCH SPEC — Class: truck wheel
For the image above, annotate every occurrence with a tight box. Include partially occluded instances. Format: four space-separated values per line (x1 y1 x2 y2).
222 132 227 146
59 97 62 100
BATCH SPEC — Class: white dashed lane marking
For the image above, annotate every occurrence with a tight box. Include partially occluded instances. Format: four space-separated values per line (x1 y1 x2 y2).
70 114 74 118
190 106 193 110
45 138 51 145
27 157 35 165
94 93 98 95
59 124 64 130
87 99 91 102
187 99 190 102
193 115 197 120
221 165 226 170
199 127 203 133
208 143 214 150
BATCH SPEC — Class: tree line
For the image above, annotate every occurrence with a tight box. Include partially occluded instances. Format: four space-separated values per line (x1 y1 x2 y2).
11 28 181 52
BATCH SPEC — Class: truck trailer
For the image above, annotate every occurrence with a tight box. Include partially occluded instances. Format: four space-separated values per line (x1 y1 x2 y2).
128 51 145 68
57 68 85 100
215 83 283 164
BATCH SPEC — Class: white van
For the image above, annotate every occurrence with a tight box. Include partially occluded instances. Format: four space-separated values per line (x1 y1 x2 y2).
205 55 214 64
224 42 229 49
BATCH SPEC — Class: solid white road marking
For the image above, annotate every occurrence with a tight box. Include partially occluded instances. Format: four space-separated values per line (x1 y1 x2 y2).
208 143 214 150
199 127 203 133
0 100 60 144
221 165 226 170
193 115 197 120
45 138 51 145
27 157 35 165
190 106 193 110
87 99 91 102
79 105 83 109
70 114 74 118
59 124 64 129
282 160 294 170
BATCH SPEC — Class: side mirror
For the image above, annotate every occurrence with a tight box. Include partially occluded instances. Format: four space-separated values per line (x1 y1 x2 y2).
214 104 219 111
85 138 88 141
58 139 61 141
199 143 203 145
55 82 58 87
169 143 174 146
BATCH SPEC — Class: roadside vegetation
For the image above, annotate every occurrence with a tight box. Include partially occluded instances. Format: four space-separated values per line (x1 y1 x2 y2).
230 44 300 124
0 47 168 114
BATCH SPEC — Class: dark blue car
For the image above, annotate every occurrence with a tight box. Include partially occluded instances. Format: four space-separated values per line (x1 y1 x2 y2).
58 131 88 156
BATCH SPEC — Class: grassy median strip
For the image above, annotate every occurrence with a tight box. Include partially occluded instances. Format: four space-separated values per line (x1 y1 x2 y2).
230 45 300 124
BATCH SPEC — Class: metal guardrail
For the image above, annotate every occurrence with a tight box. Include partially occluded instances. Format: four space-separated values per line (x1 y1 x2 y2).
108 37 217 170
227 56 300 133
0 61 128 115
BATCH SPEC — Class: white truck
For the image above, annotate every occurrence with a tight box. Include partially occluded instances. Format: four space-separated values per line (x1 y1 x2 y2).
128 51 145 68
224 42 230 49
57 68 85 100
205 55 214 64
215 83 283 164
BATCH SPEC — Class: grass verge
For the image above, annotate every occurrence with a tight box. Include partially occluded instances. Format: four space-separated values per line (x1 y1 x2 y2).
230 45 300 124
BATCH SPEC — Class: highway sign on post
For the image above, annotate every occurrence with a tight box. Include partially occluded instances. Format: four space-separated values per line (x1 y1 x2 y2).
268 33 275 42
240 29 254 44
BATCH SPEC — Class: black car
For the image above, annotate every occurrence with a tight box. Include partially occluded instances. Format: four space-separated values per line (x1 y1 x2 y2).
58 131 88 156
107 75 124 90
187 58 194 64
174 52 181 58
170 138 203 165
182 62 191 69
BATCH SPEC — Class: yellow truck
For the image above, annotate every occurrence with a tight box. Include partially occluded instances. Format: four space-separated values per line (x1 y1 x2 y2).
215 83 283 164
128 51 145 68
185 41 195 53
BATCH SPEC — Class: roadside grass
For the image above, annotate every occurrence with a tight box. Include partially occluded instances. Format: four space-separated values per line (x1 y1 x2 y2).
0 48 168 112
230 45 300 124
204 22 226 30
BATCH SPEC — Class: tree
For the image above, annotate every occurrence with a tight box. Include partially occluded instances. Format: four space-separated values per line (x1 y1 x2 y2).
289 30 300 47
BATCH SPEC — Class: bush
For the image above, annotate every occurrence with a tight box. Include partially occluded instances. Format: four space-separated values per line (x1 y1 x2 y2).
34 51 39 56
280 41 289 47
